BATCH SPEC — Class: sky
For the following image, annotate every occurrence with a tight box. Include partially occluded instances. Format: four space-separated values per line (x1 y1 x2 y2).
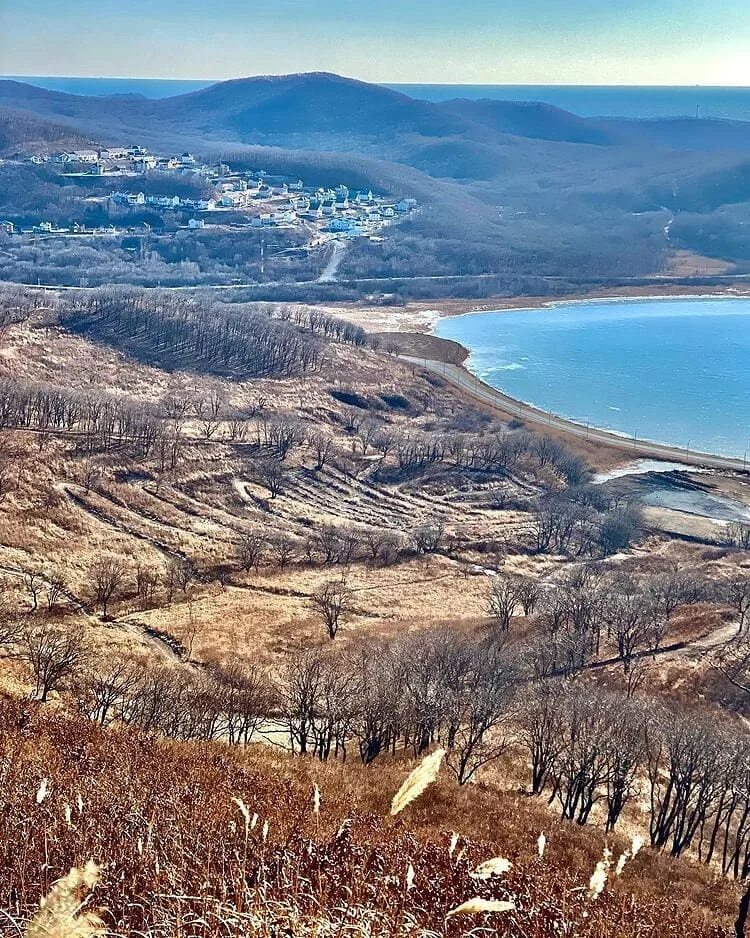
2 0 750 85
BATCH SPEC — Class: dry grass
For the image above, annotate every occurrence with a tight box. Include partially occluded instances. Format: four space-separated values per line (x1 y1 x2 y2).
0 698 736 937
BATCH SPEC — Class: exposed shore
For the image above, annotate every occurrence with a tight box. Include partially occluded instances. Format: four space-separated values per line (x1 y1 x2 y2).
336 282 750 335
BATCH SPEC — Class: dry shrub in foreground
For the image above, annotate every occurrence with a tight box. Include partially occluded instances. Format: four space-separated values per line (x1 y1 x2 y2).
0 698 734 937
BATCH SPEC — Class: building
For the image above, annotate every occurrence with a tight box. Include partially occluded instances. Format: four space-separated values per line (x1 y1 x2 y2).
329 217 355 232
134 156 158 172
187 218 205 229
0 221 14 235
396 198 418 213
98 147 128 160
220 192 246 208
66 150 99 163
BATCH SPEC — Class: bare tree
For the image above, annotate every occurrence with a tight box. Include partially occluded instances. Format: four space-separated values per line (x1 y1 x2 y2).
488 572 527 632
134 564 160 610
20 620 88 702
724 576 750 633
88 556 126 619
73 653 141 725
252 458 285 499
237 531 268 572
307 430 334 470
310 579 353 639
269 533 297 571
194 389 225 440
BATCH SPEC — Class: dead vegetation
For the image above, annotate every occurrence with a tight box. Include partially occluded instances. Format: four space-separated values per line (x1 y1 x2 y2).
0 285 749 935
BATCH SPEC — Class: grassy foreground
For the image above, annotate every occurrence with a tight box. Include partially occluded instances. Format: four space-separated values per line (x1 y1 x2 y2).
0 697 735 937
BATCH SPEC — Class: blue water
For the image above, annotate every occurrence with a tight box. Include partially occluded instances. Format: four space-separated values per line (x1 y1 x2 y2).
434 298 750 458
390 85 750 120
6 77 750 120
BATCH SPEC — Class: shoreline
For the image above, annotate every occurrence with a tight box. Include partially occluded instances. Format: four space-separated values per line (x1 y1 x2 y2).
402 355 750 473
335 283 750 335
386 288 750 471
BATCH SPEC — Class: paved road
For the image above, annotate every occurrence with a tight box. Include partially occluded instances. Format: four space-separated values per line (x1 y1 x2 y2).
403 355 750 473
318 239 348 283
18 271 750 293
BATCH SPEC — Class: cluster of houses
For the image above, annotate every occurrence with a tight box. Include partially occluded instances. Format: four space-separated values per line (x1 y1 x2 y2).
27 146 204 177
10 145 418 244
105 163 418 237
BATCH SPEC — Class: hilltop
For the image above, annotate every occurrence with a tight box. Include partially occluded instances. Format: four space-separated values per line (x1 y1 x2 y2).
3 73 750 289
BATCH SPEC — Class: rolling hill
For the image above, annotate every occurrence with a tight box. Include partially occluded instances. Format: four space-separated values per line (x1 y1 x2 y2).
4 72 750 284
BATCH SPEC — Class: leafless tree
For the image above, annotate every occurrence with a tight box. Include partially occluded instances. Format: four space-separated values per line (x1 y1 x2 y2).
20 620 88 702
310 579 353 639
268 533 297 571
88 556 126 618
252 458 285 499
73 653 142 725
194 389 225 440
307 430 334 470
411 519 444 555
237 531 268 572
724 576 750 633
488 571 527 632
134 564 160 610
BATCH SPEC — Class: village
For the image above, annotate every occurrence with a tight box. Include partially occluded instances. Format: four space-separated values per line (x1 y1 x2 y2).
2 145 417 246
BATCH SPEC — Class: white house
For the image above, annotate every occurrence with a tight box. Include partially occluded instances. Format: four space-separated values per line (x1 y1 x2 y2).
329 217 355 232
220 192 246 207
69 149 99 163
134 156 158 172
396 198 418 213
188 218 205 229
98 147 128 160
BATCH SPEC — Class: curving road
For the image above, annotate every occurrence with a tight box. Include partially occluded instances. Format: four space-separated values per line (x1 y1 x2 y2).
402 355 750 473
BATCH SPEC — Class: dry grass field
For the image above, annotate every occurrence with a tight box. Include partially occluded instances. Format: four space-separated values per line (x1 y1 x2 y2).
1 287 750 936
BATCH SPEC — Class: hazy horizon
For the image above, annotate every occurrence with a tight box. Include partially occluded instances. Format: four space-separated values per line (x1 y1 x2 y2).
3 0 750 86
5 73 750 89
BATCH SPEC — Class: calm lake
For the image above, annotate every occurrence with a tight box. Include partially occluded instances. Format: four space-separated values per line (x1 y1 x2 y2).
434 298 750 458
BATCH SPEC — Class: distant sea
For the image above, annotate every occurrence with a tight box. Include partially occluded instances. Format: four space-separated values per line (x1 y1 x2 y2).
6 76 750 120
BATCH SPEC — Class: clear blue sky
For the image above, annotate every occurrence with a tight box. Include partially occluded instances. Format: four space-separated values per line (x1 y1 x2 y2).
2 0 749 85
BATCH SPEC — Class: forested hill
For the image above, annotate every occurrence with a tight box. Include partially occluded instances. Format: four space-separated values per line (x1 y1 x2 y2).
5 72 750 285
